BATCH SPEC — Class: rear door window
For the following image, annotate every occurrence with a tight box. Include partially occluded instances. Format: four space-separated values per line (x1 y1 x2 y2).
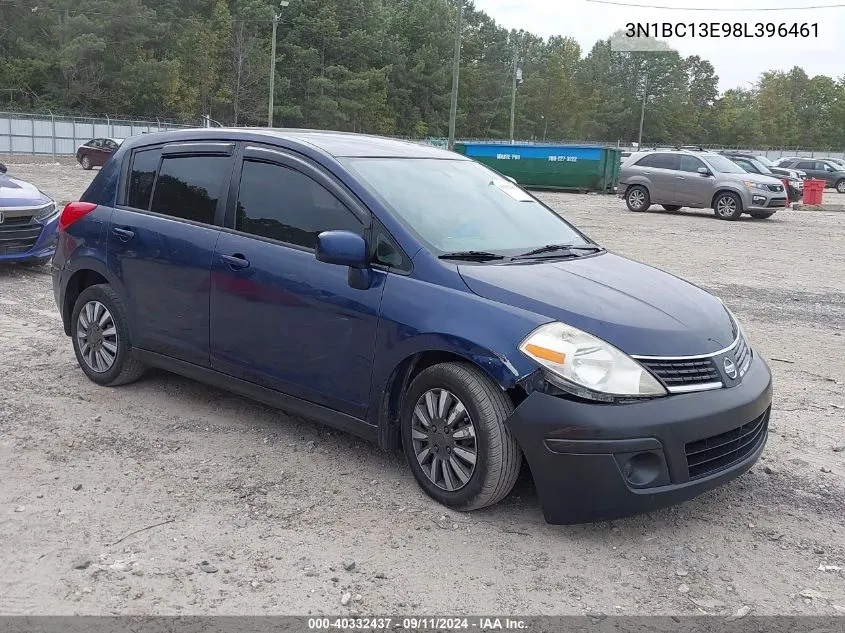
126 148 162 211
636 153 680 170
796 161 816 170
150 155 232 225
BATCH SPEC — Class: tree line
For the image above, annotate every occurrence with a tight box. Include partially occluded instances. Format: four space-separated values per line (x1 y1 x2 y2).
1 0 844 149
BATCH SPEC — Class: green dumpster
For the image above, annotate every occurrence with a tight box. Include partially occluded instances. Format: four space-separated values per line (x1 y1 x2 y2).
454 143 621 193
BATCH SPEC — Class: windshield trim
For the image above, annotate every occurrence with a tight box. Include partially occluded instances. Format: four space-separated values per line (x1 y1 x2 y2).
340 156 598 259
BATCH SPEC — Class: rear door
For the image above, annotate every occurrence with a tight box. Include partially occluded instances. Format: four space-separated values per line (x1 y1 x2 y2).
108 142 235 366
209 146 385 419
632 153 680 203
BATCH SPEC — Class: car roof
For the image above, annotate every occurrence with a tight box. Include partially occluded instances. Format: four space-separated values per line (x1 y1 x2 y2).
122 128 464 160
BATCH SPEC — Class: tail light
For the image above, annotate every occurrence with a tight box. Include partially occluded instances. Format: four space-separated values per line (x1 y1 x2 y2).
59 201 97 231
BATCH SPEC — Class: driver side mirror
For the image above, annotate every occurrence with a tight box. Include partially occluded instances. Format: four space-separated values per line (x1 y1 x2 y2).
697 167 712 177
0 162 6 175
315 230 369 269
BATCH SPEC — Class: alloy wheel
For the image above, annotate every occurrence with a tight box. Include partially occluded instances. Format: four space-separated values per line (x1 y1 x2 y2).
76 300 118 373
716 196 737 218
628 189 645 210
411 388 478 492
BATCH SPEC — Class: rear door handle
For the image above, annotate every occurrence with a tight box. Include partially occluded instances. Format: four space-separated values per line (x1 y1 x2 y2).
221 254 250 270
112 227 135 241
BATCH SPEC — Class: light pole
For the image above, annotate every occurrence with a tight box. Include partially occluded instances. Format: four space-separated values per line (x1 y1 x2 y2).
637 71 647 148
268 0 290 127
447 0 463 151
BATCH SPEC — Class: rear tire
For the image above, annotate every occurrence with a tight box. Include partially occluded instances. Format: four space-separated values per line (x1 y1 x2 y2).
662 205 682 212
713 192 743 221
80 156 92 170
625 185 650 212
400 362 521 512
71 284 145 387
749 212 775 219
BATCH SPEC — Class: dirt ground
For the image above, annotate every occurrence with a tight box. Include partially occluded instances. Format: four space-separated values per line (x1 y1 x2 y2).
1 159 844 617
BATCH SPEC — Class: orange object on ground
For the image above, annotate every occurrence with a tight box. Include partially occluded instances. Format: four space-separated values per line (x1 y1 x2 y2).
802 179 825 205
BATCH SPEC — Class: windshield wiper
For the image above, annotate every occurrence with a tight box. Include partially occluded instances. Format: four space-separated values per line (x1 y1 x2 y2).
512 243 603 260
438 250 505 262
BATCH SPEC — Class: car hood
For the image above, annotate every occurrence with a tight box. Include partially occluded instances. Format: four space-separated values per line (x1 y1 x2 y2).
458 252 735 357
738 172 785 186
0 174 52 208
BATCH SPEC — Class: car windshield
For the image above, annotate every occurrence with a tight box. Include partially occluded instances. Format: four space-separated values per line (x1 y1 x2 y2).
755 155 775 167
706 155 747 174
748 159 773 174
342 157 592 255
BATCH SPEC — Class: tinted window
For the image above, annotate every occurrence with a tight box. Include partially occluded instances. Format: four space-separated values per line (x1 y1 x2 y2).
705 155 746 174
235 160 362 249
796 161 815 170
150 155 231 224
819 162 835 171
636 153 679 170
679 155 706 173
126 148 162 210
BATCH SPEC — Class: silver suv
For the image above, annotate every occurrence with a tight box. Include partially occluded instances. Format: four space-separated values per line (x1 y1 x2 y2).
619 150 788 220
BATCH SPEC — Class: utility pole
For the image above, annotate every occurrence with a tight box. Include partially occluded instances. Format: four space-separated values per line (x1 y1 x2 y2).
637 71 647 148
268 1 290 128
447 0 463 151
509 46 518 143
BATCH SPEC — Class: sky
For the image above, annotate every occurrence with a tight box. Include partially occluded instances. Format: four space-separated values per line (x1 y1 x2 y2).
473 0 844 92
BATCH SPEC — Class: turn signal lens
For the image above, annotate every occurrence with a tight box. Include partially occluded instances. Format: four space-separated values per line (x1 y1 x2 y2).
523 344 565 364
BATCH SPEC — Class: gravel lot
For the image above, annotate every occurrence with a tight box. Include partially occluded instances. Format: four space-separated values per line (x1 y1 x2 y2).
1 159 844 617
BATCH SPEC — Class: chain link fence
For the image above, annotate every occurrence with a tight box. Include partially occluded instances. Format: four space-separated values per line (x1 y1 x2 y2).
0 112 196 157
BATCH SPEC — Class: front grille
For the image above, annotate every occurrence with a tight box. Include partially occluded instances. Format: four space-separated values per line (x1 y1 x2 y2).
0 218 43 255
685 409 769 480
640 358 721 390
766 184 784 192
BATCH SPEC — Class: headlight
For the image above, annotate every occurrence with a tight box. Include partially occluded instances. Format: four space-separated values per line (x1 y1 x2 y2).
519 322 667 401
743 180 768 191
34 201 58 221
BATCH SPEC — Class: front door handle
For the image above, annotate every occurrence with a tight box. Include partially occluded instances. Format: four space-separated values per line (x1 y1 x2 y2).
112 227 135 241
221 254 250 270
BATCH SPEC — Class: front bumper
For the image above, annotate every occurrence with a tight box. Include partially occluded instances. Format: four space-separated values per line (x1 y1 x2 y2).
743 190 787 211
506 355 773 525
0 215 59 263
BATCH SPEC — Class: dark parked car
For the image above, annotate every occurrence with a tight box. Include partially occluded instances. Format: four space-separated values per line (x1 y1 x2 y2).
0 162 60 264
76 138 123 170
52 129 772 525
777 157 845 193
720 152 804 202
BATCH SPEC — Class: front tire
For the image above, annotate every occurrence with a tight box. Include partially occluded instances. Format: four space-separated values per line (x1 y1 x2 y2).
713 192 743 220
625 185 651 212
401 362 521 512
836 179 845 194
71 284 145 386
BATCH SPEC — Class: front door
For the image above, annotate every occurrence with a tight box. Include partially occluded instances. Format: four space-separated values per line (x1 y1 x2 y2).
108 143 234 366
210 147 385 419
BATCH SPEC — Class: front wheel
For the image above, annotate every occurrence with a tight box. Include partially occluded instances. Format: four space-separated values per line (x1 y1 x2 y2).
401 362 521 512
71 284 145 386
713 192 743 220
836 179 845 194
625 185 651 212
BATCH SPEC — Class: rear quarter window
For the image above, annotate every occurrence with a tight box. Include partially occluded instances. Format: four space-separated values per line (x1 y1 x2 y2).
80 154 122 206
126 148 163 210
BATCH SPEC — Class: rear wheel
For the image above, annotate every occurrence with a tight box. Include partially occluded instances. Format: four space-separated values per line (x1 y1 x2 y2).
713 192 743 220
662 205 682 212
401 362 521 512
71 284 145 386
80 156 92 170
836 179 845 194
625 186 650 212
749 211 775 219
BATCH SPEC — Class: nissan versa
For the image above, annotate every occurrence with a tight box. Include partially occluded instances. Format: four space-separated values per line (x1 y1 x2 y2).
51 129 773 525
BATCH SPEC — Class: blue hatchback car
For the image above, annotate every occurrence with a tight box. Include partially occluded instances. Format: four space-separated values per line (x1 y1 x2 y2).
52 129 773 524
0 162 60 264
